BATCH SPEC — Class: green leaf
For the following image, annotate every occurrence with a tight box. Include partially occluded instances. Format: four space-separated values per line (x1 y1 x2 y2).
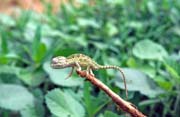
0 14 15 26
24 21 37 41
93 42 108 50
0 53 20 64
0 74 20 84
115 68 163 98
132 39 168 61
83 83 110 117
104 111 119 117
45 89 85 117
0 84 34 111
77 18 100 28
32 25 41 60
20 102 44 117
138 65 156 78
18 69 45 87
43 62 83 87
0 29 8 54
147 1 157 14
164 59 180 82
126 57 137 68
139 99 162 106
126 21 143 29
154 75 172 90
74 34 87 47
34 43 47 63
0 65 20 74
105 22 118 37
0 55 8 64
172 26 180 37
0 66 20 84
16 11 31 30
83 82 93 116
107 0 125 5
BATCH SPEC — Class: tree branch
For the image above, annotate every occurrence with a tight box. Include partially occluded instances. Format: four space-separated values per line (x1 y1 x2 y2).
76 70 146 117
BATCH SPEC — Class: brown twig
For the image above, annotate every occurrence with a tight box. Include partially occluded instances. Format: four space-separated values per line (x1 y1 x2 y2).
76 70 146 117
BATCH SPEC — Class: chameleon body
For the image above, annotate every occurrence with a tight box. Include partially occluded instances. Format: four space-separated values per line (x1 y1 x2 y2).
51 53 128 97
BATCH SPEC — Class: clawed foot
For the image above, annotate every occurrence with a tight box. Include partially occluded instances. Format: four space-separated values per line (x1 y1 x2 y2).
85 70 95 77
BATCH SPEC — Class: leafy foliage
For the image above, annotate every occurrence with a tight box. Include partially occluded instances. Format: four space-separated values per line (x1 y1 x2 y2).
0 0 180 116
0 84 34 111
115 68 163 98
43 62 83 87
133 39 168 60
45 89 85 117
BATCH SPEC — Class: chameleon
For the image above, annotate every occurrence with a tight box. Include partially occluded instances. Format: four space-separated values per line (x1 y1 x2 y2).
51 53 128 98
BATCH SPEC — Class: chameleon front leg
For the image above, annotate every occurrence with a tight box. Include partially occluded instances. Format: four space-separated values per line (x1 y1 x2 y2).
65 67 74 79
74 62 94 76
66 62 81 79
75 62 81 71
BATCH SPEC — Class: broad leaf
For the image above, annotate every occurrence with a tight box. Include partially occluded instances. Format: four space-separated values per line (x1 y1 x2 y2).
0 65 21 84
0 74 20 84
43 62 83 87
104 111 120 117
45 89 85 117
115 68 163 98
138 65 156 78
18 69 45 87
132 39 168 61
0 65 20 74
20 102 44 117
0 84 34 111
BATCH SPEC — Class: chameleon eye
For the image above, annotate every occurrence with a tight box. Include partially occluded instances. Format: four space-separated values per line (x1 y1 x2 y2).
52 57 59 64
52 56 66 64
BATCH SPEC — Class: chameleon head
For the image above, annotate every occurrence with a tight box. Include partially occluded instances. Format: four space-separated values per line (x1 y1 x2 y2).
51 56 68 69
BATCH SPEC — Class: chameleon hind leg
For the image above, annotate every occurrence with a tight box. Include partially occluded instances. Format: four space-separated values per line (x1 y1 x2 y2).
65 67 74 79
89 69 94 76
86 66 95 76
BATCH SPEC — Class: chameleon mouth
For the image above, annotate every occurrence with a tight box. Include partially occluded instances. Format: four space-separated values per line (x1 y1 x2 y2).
51 63 57 68
51 60 60 68
51 62 61 68
51 62 68 69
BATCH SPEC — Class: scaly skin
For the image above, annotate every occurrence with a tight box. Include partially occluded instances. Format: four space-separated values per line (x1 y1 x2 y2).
51 53 128 98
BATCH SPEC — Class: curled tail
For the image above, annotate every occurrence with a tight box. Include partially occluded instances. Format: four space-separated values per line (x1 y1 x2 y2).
100 65 128 98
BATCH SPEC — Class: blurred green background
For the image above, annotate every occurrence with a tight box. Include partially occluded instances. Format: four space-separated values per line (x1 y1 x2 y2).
0 0 180 117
